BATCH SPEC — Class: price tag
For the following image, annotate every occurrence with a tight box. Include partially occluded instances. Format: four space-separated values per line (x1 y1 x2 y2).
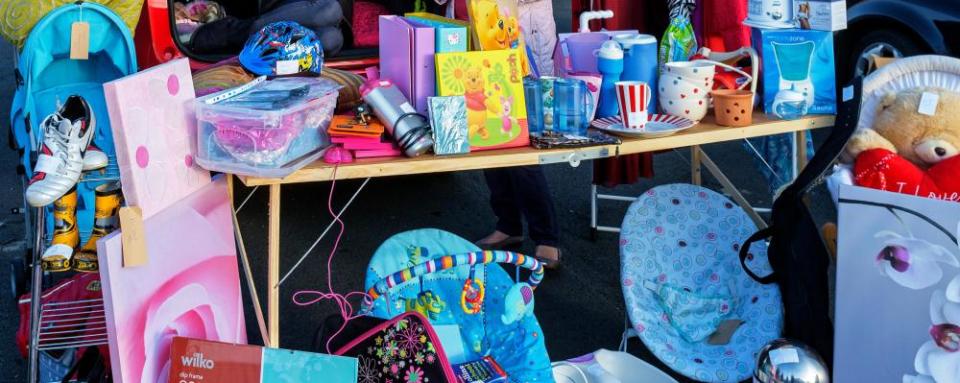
275 60 299 75
119 206 148 267
919 92 940 116
70 21 90 60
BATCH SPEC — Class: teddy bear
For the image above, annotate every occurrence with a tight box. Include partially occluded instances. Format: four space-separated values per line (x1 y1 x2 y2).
472 0 508 50
462 66 490 140
845 87 960 201
506 16 521 49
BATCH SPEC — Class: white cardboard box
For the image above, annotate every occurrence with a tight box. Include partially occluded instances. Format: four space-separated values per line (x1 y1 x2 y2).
796 0 847 31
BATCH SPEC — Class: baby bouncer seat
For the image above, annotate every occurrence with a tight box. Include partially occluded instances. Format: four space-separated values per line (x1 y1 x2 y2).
362 228 553 382
619 184 784 382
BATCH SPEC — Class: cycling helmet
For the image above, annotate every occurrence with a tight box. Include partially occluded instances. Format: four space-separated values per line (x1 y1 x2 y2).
240 21 324 76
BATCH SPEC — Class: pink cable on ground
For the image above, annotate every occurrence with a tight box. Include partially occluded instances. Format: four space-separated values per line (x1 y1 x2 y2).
292 163 371 354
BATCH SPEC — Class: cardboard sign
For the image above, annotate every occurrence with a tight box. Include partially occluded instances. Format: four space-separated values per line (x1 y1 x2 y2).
70 21 89 60
168 337 358 383
118 206 147 267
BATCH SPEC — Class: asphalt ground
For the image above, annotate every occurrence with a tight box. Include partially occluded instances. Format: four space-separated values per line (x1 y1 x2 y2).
0 4 837 381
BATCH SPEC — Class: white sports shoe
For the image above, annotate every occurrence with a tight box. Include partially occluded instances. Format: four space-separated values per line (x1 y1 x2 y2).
83 143 108 171
25 96 95 207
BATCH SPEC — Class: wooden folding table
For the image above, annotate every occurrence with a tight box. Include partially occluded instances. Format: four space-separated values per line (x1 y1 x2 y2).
233 113 835 347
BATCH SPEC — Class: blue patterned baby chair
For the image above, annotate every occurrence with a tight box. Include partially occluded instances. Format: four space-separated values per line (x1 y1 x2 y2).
619 184 784 382
362 229 553 382
10 2 136 243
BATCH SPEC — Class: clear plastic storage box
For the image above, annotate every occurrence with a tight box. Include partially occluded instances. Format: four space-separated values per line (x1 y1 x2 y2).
195 77 341 178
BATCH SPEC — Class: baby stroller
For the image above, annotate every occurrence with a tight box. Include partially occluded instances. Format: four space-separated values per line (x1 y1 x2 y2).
361 228 553 382
10 2 136 246
619 184 784 382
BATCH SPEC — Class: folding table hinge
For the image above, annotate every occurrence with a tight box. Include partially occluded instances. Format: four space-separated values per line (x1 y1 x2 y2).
538 147 611 167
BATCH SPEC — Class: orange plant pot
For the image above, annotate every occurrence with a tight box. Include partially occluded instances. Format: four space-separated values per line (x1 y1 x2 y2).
711 90 754 127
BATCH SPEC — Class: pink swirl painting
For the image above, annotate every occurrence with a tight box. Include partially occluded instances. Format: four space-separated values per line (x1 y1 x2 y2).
97 177 246 383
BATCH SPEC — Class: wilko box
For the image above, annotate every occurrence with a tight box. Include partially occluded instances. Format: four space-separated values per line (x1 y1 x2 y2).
168 337 357 383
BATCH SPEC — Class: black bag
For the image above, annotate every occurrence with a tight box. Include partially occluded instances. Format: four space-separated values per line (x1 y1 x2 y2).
739 77 863 364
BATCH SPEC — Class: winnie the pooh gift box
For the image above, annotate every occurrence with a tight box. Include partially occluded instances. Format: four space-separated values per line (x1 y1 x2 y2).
436 49 529 150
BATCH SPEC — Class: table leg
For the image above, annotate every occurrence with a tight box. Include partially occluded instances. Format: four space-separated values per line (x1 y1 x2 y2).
691 146 702 185
796 130 809 171
268 184 281 347
227 176 270 344
698 148 768 229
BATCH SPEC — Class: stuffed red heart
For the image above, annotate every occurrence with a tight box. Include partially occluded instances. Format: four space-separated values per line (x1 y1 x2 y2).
854 148 960 201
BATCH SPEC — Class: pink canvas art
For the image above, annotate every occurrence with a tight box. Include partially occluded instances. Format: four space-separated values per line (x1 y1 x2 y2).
104 58 211 219
97 177 245 383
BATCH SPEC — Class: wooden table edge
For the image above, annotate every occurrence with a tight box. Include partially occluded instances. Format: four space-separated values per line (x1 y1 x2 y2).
239 115 836 186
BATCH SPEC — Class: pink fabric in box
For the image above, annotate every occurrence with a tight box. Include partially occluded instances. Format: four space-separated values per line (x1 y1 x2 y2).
97 177 245 383
104 58 211 219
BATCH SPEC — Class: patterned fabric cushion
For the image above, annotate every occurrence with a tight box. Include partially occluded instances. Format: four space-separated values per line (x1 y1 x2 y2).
0 0 143 47
334 311 457 383
620 184 783 383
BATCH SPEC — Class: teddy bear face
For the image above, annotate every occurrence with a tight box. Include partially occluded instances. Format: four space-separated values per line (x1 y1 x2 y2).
463 66 485 93
473 1 508 50
506 16 520 47
872 87 960 167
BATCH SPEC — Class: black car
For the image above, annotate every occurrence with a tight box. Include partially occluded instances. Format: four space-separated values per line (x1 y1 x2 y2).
842 0 960 79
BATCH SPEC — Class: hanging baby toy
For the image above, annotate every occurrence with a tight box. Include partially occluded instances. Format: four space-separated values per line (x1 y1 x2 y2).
461 267 486 314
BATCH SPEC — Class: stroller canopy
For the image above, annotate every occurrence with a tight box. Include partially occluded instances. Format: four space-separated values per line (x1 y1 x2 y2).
364 229 552 382
620 184 783 382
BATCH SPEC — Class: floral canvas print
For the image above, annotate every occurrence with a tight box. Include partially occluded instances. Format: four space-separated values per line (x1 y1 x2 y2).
97 177 245 383
836 185 960 383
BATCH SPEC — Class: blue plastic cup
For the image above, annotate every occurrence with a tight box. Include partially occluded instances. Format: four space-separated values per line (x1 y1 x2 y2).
554 78 594 136
523 77 544 135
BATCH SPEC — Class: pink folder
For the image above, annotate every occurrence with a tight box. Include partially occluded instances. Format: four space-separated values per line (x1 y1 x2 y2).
379 15 435 116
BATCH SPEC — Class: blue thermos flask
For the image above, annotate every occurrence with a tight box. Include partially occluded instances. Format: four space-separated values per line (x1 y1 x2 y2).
596 40 624 119
615 34 658 112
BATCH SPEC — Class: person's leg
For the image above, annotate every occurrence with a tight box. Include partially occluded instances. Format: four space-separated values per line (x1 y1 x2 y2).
480 169 524 246
251 0 344 32
314 26 344 56
508 166 561 265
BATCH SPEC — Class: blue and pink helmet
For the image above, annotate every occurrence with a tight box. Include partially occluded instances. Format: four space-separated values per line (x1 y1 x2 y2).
240 21 323 76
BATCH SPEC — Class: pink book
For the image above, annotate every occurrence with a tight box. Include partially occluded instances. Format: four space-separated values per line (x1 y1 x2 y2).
331 136 382 144
342 141 398 151
353 149 404 158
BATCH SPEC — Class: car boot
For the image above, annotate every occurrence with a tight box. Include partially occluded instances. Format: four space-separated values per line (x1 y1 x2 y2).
40 187 79 272
71 182 121 273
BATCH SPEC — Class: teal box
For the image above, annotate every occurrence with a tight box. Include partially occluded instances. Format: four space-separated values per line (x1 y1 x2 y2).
261 348 357 382
751 28 836 115
405 16 468 53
